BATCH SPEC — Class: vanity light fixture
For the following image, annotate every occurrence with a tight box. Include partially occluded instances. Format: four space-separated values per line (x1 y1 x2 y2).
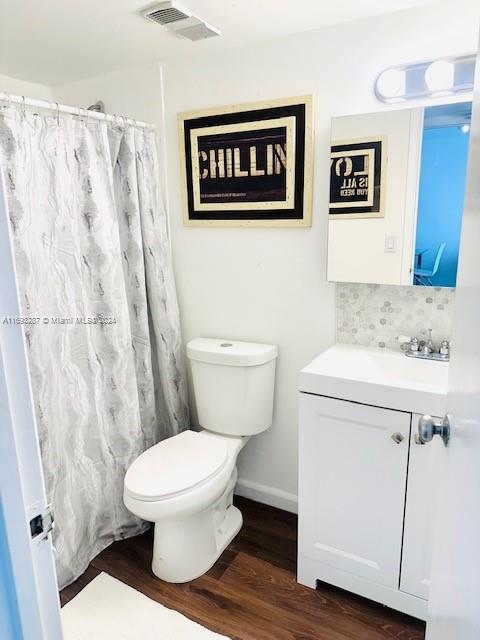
375 54 475 103
376 68 406 100
424 60 455 92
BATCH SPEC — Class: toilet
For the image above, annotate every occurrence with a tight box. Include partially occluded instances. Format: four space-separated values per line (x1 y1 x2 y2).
123 337 277 583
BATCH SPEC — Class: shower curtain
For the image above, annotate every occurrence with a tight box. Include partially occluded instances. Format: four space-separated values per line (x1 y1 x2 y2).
0 104 189 588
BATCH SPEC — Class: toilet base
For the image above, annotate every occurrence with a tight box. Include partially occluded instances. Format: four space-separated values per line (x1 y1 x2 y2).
151 471 243 583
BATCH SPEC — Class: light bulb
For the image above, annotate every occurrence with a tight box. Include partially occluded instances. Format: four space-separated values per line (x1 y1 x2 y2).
425 60 454 92
376 68 406 99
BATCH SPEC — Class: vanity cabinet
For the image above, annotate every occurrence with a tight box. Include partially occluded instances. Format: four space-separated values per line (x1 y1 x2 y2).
298 395 442 621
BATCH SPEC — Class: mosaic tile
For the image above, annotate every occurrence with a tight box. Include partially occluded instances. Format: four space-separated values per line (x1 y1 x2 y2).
336 283 455 351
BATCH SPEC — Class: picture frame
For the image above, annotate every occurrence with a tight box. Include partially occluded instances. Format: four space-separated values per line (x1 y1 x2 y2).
329 136 387 219
178 95 313 227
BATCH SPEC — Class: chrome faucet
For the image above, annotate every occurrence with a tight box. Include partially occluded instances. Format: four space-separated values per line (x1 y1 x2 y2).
420 329 434 356
399 330 450 362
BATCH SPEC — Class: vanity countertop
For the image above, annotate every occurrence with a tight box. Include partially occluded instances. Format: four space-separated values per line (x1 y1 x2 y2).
299 343 449 417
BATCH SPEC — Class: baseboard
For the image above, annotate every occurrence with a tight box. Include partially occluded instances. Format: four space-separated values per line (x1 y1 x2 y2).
235 477 298 514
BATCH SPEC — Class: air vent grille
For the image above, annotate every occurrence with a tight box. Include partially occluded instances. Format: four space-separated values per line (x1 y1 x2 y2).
142 2 221 41
146 6 189 25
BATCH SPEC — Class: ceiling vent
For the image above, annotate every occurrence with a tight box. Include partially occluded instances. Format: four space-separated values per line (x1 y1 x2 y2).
142 2 221 41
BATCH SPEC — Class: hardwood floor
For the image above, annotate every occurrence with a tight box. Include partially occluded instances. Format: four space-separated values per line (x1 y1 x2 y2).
61 497 426 640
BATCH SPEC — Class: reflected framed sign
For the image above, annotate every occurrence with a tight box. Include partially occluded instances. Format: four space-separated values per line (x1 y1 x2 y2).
329 137 386 219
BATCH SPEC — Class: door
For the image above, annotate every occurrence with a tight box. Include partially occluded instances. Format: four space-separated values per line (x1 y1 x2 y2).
400 414 446 600
298 394 410 588
0 169 63 637
425 41 480 640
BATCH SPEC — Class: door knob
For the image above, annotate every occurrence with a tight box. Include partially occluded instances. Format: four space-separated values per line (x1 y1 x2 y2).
416 414 451 446
391 432 405 444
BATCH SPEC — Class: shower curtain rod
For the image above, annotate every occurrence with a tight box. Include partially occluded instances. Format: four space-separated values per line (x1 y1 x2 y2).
0 91 155 130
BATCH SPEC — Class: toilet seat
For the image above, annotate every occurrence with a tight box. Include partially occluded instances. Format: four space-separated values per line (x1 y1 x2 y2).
124 430 228 502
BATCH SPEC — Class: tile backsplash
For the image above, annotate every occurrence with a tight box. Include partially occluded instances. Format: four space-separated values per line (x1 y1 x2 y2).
336 283 455 351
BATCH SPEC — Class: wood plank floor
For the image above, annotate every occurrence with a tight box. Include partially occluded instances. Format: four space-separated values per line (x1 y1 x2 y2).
61 497 425 640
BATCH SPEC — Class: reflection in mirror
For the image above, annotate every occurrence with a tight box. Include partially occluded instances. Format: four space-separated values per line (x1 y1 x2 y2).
413 102 471 287
327 101 472 288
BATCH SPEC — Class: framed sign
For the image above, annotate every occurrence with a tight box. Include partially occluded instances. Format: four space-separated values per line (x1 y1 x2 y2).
329 137 386 218
178 96 313 227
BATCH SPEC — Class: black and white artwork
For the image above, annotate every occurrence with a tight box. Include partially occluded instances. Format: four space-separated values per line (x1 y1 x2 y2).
329 138 386 218
178 96 313 227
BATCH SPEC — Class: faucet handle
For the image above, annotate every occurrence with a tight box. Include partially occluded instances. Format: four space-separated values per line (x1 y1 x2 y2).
439 340 450 358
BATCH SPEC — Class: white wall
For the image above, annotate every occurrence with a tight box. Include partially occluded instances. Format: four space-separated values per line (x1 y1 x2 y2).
0 73 52 101
161 0 480 512
53 0 480 513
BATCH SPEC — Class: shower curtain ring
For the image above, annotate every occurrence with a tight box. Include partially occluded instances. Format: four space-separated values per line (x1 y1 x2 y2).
21 96 26 117
55 102 61 125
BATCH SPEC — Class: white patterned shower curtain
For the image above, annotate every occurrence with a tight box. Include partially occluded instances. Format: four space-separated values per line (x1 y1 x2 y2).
0 105 189 588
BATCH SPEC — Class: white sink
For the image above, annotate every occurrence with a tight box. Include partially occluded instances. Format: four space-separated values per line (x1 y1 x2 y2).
299 344 449 416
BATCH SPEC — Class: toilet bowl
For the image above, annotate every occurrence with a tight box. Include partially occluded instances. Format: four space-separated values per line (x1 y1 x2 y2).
123 337 277 583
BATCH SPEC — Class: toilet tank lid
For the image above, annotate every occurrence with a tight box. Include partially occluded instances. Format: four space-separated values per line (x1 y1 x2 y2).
187 338 278 367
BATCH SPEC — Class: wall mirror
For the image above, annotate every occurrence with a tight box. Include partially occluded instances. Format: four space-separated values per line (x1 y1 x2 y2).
327 101 471 287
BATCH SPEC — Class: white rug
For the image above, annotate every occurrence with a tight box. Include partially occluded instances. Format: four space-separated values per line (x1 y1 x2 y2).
61 572 230 640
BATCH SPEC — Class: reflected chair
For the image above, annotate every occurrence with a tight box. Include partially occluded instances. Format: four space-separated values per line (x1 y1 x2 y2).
414 243 446 286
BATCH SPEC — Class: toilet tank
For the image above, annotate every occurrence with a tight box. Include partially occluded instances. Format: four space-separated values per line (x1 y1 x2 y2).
187 338 278 436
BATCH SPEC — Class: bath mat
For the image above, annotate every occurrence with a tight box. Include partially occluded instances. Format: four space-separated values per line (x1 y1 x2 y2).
61 572 230 640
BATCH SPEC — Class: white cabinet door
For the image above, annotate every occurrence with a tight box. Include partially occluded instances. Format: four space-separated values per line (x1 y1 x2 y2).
298 393 411 589
400 413 446 600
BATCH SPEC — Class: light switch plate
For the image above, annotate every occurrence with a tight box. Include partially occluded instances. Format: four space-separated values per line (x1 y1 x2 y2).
385 235 396 253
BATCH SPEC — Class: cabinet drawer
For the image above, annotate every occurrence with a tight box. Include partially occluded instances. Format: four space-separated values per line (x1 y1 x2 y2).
298 393 411 589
